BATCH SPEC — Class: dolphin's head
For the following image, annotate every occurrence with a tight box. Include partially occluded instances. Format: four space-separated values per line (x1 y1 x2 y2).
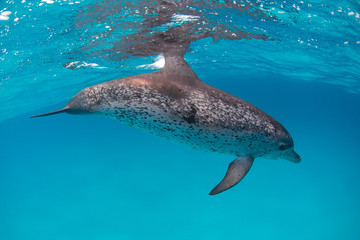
268 124 301 163
276 138 301 163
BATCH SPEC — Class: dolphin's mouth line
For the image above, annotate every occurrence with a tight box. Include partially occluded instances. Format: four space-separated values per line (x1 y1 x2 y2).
283 149 301 163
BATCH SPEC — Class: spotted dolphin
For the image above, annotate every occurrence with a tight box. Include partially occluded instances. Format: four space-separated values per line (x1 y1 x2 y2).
32 53 301 195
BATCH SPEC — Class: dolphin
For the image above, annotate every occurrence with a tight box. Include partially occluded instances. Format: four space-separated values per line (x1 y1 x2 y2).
32 53 301 195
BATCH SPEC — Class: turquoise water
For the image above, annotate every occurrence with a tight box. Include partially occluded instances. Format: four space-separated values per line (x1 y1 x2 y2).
1 0 360 239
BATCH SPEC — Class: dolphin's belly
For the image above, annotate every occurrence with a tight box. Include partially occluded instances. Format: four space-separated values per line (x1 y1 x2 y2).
100 86 276 157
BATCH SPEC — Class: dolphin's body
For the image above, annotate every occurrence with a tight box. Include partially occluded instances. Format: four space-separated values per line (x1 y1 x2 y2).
32 54 300 195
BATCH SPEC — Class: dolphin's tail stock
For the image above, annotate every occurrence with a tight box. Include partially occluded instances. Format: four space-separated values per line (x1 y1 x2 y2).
30 106 69 118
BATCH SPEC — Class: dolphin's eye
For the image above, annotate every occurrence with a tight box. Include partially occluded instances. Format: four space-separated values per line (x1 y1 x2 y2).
279 143 290 151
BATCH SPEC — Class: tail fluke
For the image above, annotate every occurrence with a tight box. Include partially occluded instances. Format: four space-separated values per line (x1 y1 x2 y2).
30 107 69 118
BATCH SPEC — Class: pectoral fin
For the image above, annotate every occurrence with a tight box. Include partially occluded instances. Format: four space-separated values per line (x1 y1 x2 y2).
209 156 254 195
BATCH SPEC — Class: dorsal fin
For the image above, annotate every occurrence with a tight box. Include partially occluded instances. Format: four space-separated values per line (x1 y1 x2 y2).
160 53 201 82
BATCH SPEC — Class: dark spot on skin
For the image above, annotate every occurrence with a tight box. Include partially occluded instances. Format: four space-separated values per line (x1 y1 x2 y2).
182 105 197 124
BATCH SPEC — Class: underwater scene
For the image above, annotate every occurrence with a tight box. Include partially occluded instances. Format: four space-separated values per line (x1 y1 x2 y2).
1 0 360 239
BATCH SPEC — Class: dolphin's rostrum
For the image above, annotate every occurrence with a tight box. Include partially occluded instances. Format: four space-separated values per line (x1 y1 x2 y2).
32 53 301 195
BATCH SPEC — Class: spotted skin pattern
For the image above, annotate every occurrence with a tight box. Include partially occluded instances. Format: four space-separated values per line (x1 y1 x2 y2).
32 54 301 194
68 58 295 161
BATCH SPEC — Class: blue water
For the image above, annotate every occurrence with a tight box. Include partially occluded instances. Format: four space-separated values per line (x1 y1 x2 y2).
1 0 360 239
